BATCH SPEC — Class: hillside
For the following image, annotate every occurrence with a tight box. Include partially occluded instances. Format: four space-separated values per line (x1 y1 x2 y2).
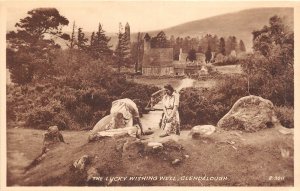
56 8 293 51
147 7 293 51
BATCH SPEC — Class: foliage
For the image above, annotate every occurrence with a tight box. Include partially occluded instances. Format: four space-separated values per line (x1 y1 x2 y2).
239 40 246 52
6 8 69 84
131 32 144 72
213 55 239 66
241 15 294 106
225 36 238 55
68 21 76 49
7 49 159 130
219 37 226 55
115 23 132 71
151 31 169 48
205 45 212 63
90 23 112 59
77 27 88 50
179 74 249 129
187 49 197 61
274 106 294 128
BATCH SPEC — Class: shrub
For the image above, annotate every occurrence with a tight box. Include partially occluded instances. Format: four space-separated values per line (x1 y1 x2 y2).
275 106 294 128
213 55 239 66
179 87 231 129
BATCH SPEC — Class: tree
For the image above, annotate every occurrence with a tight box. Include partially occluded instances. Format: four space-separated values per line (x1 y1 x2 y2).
6 8 69 84
77 27 88 50
115 22 132 71
68 21 76 49
219 37 226 55
225 36 238 55
131 32 144 72
239 40 246 52
187 49 197 61
8 8 69 49
90 32 95 47
241 15 294 106
90 23 112 58
6 49 34 85
252 15 289 57
205 45 212 63
152 31 169 48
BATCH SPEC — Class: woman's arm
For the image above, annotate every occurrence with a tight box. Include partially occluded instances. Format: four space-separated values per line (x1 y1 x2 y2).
135 117 144 135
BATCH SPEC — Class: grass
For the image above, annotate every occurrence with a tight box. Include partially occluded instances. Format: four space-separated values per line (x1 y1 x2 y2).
7 126 294 186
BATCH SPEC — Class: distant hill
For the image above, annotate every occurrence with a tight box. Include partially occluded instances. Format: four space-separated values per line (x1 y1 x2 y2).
145 7 294 51
56 8 293 51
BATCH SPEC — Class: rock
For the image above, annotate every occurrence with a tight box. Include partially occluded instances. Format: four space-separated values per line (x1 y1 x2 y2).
147 142 163 148
171 159 181 165
122 138 144 160
87 167 100 182
279 147 290 158
184 155 190 159
276 126 294 135
217 95 282 132
73 155 90 171
189 125 216 137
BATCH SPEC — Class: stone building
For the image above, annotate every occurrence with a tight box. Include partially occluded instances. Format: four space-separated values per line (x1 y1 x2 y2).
142 34 174 76
141 34 208 77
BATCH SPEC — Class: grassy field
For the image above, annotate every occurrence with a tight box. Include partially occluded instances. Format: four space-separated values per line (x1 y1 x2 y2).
7 125 294 186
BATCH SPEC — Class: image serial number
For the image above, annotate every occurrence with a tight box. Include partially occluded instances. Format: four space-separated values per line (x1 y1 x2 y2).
269 176 285 181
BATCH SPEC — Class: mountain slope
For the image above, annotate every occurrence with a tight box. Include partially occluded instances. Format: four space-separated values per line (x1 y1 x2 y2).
56 8 293 51
145 7 293 51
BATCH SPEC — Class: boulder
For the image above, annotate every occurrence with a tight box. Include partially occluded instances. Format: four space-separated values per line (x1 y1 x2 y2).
73 155 90 171
189 125 216 137
217 95 282 132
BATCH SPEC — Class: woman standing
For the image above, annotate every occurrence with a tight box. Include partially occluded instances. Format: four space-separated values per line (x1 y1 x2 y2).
160 84 180 137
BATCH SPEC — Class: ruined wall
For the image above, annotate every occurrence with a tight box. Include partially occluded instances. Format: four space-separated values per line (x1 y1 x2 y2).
143 48 173 67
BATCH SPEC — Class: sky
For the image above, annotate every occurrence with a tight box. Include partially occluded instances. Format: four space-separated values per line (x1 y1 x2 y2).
3 1 280 34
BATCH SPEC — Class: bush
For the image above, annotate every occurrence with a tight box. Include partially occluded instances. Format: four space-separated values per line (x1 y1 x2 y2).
179 74 250 129
213 55 239 66
179 87 231 129
7 68 160 130
25 99 72 130
275 106 294 128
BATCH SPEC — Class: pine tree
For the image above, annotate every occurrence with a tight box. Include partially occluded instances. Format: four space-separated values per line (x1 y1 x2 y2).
156 31 168 48
225 36 237 55
90 32 95 46
188 49 197 61
115 22 132 70
205 45 212 63
90 23 112 59
68 21 76 49
77 27 88 50
132 32 143 72
219 37 226 55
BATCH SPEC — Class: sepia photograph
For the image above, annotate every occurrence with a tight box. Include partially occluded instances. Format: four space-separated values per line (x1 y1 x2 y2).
1 0 298 189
